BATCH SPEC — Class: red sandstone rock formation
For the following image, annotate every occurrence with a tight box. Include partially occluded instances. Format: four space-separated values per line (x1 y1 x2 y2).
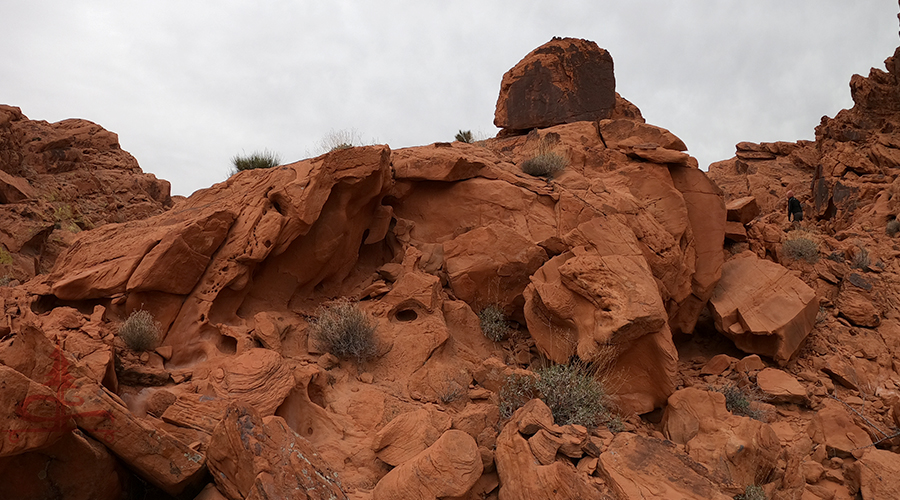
4 9 900 498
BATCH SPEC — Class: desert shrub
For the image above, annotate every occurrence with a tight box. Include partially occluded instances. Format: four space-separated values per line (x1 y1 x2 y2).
826 251 844 263
781 231 819 263
317 128 365 153
311 299 377 364
455 130 474 143
716 384 765 421
499 372 539 420
735 484 767 500
887 218 900 237
478 305 508 342
520 152 568 177
119 310 161 351
0 246 12 266
231 150 280 173
499 363 613 429
850 247 870 270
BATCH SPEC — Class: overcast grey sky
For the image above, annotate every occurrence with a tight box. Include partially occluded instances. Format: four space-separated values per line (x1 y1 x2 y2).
3 1 898 196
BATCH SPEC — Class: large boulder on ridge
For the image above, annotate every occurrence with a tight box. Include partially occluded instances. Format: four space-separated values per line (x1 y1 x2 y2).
494 37 616 131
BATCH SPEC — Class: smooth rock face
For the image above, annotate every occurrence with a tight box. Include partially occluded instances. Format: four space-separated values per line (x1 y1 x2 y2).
372 429 482 500
494 37 616 131
709 253 818 365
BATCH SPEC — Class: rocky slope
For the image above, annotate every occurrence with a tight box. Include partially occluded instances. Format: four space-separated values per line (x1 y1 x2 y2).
0 106 173 283
0 27 898 500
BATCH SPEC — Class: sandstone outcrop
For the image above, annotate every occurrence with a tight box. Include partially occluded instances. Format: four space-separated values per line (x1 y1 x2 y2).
5 9 900 498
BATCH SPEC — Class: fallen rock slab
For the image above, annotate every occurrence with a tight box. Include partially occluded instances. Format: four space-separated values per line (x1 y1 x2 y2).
757 368 809 405
807 399 872 458
709 254 818 365
847 449 900 499
208 403 346 500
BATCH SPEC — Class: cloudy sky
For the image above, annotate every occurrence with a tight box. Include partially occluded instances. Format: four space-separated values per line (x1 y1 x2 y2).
4 1 898 196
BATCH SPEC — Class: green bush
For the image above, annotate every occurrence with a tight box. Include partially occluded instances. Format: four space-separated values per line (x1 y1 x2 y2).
311 300 377 364
520 152 568 177
231 150 281 172
781 232 819 263
455 130 474 143
499 363 613 429
478 305 508 342
119 310 161 351
887 219 900 237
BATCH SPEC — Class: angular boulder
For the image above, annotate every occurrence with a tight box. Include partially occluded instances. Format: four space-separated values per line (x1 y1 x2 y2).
494 37 616 131
207 404 346 500
709 254 818 365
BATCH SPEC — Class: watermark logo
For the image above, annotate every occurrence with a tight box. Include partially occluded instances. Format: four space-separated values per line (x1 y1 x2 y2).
6 346 115 444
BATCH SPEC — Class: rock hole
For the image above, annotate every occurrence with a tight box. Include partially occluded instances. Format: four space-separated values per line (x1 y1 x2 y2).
395 309 418 322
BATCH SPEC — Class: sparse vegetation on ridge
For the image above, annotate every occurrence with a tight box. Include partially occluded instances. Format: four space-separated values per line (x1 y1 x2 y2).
231 150 281 174
318 128 365 153
311 299 377 364
455 130 474 143
119 310 161 351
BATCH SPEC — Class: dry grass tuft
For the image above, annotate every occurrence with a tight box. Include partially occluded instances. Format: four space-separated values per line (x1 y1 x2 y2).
119 310 161 352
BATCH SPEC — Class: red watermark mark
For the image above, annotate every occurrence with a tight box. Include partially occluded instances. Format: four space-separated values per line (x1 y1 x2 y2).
6 346 115 444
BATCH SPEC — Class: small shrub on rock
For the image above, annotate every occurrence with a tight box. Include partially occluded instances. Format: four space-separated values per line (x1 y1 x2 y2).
311 299 377 364
887 218 900 237
520 152 568 177
119 310 161 351
499 362 614 429
781 231 819 263
231 150 281 173
716 383 765 421
735 484 767 500
478 305 508 342
455 130 474 143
